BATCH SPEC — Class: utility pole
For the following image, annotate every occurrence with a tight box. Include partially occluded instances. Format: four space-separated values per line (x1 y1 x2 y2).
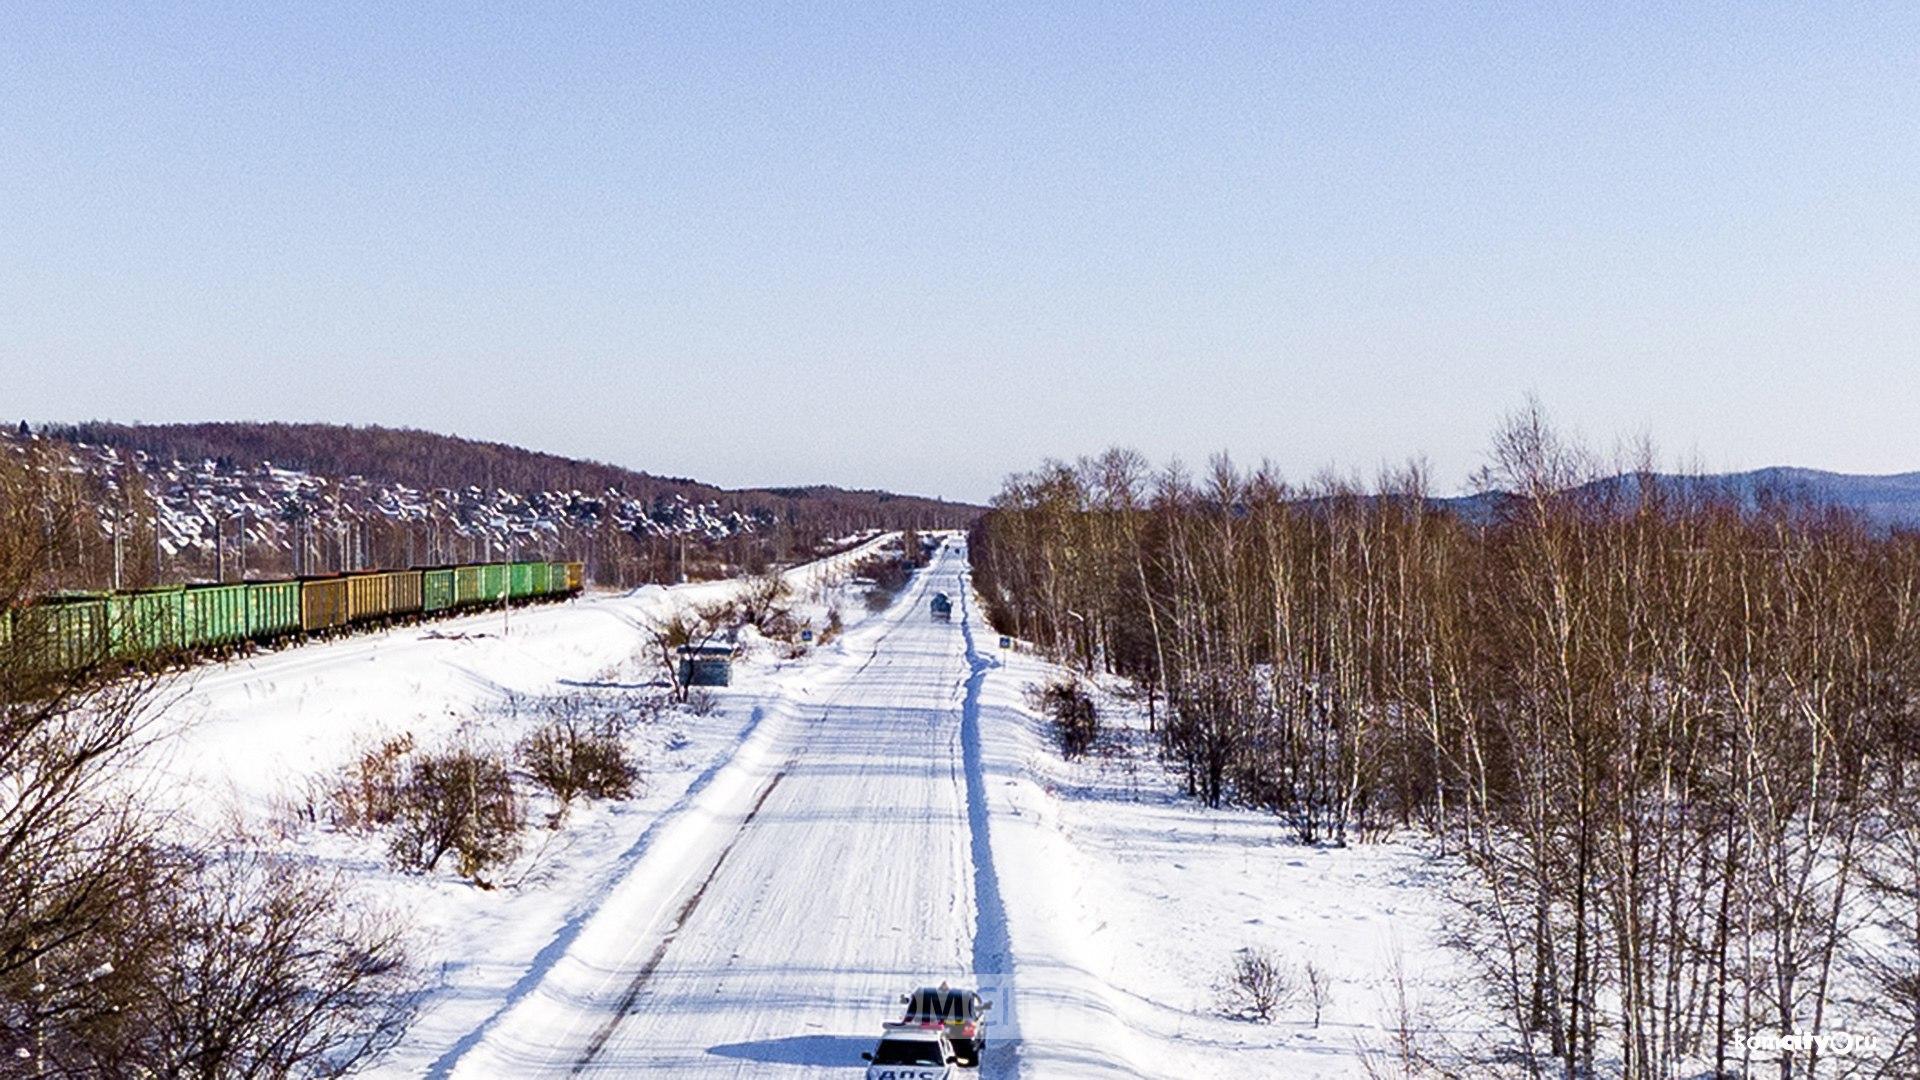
293 511 306 577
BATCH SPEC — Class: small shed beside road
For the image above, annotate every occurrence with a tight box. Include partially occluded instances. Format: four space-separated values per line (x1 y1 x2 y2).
677 642 736 687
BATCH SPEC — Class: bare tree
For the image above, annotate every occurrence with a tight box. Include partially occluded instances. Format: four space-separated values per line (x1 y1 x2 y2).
119 848 416 1078
1306 960 1335 1028
1223 948 1293 1024
647 600 733 704
0 440 418 1076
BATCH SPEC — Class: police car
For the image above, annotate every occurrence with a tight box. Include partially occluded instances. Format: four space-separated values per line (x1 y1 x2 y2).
860 1027 959 1079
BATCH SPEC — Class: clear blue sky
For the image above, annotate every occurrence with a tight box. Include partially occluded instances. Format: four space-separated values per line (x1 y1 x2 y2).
4 3 1915 503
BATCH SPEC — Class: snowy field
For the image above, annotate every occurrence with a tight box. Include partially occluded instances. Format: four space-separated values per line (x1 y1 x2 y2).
147 536 1470 1078
973 625 1479 1077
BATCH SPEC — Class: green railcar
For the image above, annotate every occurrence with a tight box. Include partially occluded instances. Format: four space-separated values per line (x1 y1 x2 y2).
508 561 535 600
300 577 350 633
109 586 188 661
480 563 508 604
246 580 302 640
452 565 484 606
422 568 455 612
15 594 112 671
9 554 595 675
184 583 250 648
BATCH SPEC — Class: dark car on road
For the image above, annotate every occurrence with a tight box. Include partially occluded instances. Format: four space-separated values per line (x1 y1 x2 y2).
898 984 989 1066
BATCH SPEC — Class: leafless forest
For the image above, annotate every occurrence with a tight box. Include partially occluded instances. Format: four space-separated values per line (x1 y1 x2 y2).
0 448 413 1076
968 407 1920 1078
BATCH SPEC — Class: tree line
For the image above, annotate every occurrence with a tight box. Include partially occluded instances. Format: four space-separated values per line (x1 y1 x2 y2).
967 408 1920 1078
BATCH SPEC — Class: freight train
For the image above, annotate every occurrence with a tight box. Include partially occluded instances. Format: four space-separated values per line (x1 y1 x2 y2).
3 559 585 672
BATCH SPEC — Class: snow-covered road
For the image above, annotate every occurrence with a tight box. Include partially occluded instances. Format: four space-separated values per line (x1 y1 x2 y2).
439 541 1005 1077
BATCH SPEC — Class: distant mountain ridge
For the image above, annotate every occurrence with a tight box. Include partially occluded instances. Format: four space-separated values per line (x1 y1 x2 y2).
1671 467 1920 527
1443 467 1920 530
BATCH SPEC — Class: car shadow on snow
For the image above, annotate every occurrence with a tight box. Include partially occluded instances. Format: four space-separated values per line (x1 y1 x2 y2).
706 1034 873 1066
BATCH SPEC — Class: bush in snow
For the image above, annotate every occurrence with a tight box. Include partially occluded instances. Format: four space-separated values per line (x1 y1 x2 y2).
1304 960 1334 1027
518 713 642 820
1357 949 1440 1078
1040 680 1099 760
621 689 676 726
388 743 522 882
735 572 793 632
4 844 417 1076
1222 947 1294 1024
851 550 912 611
328 732 417 830
125 848 416 1077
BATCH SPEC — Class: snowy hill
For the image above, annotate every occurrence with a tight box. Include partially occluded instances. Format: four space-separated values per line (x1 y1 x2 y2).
9 422 977 589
